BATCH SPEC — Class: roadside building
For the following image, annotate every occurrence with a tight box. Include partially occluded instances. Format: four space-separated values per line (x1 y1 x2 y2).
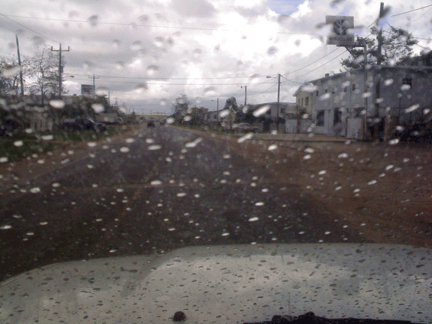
203 110 220 125
294 66 432 139
247 102 297 121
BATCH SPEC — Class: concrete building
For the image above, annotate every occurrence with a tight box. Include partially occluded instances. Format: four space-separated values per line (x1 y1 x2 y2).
247 102 297 121
203 110 221 125
294 66 432 138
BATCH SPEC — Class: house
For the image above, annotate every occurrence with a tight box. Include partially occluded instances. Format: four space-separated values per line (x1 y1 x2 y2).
293 88 315 116
246 102 297 121
203 110 223 125
294 66 432 139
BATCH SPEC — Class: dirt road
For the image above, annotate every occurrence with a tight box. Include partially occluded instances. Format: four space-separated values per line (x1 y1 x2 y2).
0 125 431 282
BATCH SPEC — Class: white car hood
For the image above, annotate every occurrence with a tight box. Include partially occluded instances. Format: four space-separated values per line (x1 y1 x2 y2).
0 244 431 323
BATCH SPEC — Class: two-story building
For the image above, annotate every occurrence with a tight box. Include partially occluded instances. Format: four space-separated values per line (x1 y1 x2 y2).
294 66 432 138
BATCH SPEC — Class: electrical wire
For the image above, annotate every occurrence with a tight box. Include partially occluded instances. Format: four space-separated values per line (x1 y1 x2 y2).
291 50 348 80
1 14 322 36
68 77 275 86
249 83 278 101
391 4 432 17
0 12 60 44
66 73 256 80
280 75 304 85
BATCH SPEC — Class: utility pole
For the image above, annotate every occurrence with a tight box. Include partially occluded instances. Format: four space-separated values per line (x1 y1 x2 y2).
241 85 247 106
15 35 24 96
89 74 100 97
216 98 219 123
363 40 369 139
276 74 281 132
375 2 385 141
376 2 384 66
51 44 70 99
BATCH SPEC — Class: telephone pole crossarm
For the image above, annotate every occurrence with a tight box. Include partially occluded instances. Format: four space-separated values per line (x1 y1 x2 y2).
51 44 71 98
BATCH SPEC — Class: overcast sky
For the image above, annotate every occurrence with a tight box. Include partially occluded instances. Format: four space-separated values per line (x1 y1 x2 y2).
1 0 432 114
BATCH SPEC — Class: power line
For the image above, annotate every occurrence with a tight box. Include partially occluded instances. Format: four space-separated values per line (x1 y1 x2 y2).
280 75 304 85
391 4 432 17
1 14 322 36
252 83 277 98
0 12 60 44
69 78 275 86
292 50 348 80
288 48 341 74
66 73 256 80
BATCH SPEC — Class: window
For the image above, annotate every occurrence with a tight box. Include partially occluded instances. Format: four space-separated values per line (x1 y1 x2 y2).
316 111 325 126
301 98 303 106
305 97 309 106
281 108 286 114
334 108 342 124
325 89 328 93
403 77 412 89
352 83 356 91
316 90 319 97
344 87 347 92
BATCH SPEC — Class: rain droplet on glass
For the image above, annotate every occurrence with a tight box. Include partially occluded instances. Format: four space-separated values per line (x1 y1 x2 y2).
92 103 104 113
146 65 159 76
268 144 278 151
238 133 253 143
253 105 270 117
267 46 278 55
148 145 162 150
203 87 217 97
50 100 65 109
87 15 99 27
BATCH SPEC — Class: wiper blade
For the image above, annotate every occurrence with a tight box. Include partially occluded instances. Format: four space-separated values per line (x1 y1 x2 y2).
244 312 417 324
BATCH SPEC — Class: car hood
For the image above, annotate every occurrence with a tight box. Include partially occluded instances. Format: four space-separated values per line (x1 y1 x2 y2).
0 244 431 323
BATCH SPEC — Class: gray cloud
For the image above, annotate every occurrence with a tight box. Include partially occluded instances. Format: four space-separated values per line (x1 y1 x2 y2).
171 0 216 18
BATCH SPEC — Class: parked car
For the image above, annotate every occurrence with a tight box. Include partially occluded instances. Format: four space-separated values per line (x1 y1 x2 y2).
61 118 106 133
232 123 260 133
147 120 155 127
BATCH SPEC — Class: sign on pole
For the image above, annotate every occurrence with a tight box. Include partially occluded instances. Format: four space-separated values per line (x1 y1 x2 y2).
326 16 355 46
81 84 95 96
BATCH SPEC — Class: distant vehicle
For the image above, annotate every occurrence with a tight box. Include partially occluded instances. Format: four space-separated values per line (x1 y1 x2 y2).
232 123 260 133
61 118 106 133
147 120 155 127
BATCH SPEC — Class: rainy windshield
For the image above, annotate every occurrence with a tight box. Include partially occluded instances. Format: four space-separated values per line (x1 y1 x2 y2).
0 0 432 318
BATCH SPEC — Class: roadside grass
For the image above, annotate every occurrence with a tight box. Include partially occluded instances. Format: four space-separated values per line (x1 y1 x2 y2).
0 125 133 163
176 124 239 134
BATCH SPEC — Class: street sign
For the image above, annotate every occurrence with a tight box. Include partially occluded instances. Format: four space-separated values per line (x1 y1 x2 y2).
81 84 95 96
326 16 355 46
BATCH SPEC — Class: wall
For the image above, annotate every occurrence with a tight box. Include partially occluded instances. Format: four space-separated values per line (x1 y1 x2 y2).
377 67 432 123
285 119 313 134
309 67 432 137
